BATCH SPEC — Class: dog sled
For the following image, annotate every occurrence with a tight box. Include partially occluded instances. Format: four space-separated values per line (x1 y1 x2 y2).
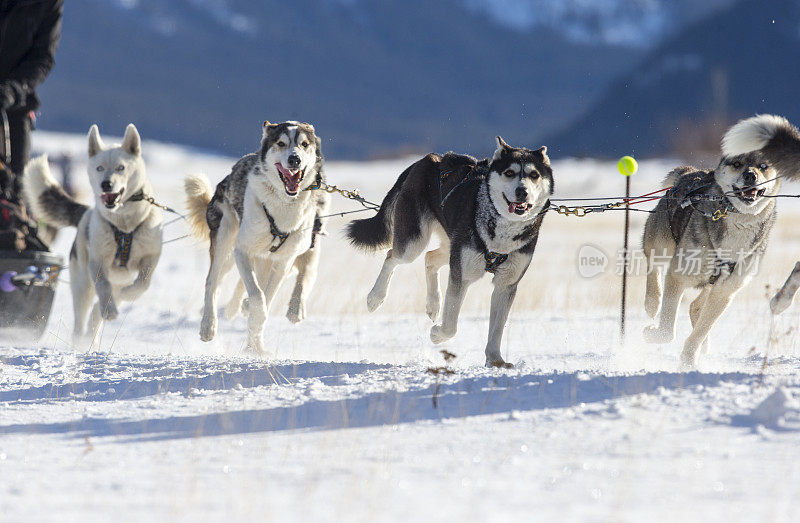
0 110 63 340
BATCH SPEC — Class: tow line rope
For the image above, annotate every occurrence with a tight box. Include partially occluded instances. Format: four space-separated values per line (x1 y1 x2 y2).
6 173 791 292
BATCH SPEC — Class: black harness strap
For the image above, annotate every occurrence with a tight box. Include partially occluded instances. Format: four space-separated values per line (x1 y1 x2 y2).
262 204 290 252
668 177 737 244
110 223 135 267
484 251 508 273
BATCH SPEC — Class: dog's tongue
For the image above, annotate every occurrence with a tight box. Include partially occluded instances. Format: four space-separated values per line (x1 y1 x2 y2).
508 201 517 214
276 163 301 192
101 192 118 206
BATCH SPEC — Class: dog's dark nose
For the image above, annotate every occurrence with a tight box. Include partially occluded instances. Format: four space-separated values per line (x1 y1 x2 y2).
287 153 301 169
515 186 528 201
100 180 113 193
743 170 757 187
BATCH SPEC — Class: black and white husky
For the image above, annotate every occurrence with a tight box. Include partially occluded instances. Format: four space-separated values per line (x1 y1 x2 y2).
184 121 329 353
347 137 553 367
23 124 163 340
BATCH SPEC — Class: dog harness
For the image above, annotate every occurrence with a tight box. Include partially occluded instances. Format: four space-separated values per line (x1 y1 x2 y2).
484 251 508 273
667 175 737 244
110 224 136 267
262 204 290 252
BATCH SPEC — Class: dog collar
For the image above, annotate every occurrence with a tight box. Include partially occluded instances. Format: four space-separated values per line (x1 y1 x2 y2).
262 204 289 252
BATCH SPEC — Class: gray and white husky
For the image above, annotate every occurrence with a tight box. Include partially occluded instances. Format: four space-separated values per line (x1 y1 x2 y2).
23 124 163 340
184 120 329 353
643 115 800 368
347 137 553 367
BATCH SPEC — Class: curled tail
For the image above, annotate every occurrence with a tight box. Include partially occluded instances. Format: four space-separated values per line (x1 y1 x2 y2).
184 173 213 240
22 155 88 228
346 165 411 250
722 114 800 180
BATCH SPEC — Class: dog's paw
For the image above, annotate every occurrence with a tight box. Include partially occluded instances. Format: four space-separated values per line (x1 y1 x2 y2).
485 359 513 369
286 302 306 324
245 336 265 355
643 325 673 344
102 302 118 321
430 324 455 344
199 318 216 342
426 296 441 323
366 289 385 313
679 349 698 371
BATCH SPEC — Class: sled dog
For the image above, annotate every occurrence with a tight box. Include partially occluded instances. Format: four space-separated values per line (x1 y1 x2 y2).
643 115 800 368
23 124 163 339
184 120 329 353
347 137 553 367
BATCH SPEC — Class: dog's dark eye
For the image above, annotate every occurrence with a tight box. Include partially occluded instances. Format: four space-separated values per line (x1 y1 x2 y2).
96 166 104 172
530 172 540 180
760 163 768 170
503 169 515 177
301 141 310 148
277 141 286 147
733 161 742 169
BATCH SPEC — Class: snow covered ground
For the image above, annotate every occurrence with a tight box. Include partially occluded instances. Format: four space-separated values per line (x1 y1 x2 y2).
2 131 800 521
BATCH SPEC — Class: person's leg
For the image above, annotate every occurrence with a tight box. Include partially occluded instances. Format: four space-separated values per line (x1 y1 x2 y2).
6 109 31 202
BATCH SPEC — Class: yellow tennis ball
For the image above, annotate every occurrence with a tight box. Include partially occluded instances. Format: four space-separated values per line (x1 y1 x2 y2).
618 155 638 176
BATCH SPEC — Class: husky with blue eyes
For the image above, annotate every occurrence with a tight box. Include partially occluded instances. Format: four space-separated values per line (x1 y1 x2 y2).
347 137 554 367
22 124 163 341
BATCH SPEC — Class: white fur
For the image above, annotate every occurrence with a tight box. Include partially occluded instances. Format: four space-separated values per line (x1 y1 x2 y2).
22 155 58 223
195 126 327 353
715 163 781 215
24 125 163 343
722 114 791 156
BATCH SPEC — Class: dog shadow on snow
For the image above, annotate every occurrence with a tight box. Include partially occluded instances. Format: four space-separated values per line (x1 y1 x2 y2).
0 363 759 442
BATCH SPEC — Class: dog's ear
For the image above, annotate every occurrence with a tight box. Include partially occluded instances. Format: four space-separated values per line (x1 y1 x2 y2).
121 124 141 156
536 145 549 164
314 134 324 170
262 120 277 140
493 136 511 161
88 125 105 157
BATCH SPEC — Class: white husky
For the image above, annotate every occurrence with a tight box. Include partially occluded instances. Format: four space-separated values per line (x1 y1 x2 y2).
23 124 163 340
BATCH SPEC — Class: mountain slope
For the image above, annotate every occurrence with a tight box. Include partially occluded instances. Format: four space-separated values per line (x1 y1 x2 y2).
37 0 645 158
547 0 800 158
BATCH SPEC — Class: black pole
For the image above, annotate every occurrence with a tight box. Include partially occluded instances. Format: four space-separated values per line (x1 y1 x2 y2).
621 175 631 339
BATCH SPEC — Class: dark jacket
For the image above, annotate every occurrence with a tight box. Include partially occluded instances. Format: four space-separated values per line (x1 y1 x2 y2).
0 0 62 112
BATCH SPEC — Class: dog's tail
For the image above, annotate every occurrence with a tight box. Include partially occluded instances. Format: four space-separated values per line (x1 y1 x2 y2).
22 155 88 228
722 114 800 180
184 173 213 240
346 164 412 250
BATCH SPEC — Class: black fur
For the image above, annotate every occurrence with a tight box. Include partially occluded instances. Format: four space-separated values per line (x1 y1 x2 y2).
346 162 413 249
39 186 88 227
762 121 800 181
